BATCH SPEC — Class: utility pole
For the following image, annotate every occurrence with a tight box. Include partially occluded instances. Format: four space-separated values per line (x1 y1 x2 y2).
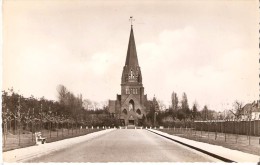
40 104 43 135
18 96 21 146
154 112 157 127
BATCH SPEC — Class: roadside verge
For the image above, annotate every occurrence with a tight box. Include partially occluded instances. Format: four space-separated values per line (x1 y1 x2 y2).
148 129 259 163
3 129 115 163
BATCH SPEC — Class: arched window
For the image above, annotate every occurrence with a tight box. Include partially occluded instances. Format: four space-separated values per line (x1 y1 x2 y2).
136 109 141 115
129 100 134 111
130 70 133 79
123 109 127 115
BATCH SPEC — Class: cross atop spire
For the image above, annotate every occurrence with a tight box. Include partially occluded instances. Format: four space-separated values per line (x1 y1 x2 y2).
129 16 135 26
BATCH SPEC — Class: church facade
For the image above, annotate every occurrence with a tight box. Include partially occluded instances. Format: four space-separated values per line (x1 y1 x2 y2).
108 25 150 126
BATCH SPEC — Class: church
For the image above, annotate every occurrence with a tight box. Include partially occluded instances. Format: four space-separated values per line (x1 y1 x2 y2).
108 23 152 126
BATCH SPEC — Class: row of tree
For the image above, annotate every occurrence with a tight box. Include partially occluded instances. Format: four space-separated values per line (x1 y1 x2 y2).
2 86 117 134
146 91 221 126
2 87 250 130
151 91 251 126
168 91 211 121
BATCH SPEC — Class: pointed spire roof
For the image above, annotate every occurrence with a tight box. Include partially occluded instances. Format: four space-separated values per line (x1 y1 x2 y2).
125 25 139 67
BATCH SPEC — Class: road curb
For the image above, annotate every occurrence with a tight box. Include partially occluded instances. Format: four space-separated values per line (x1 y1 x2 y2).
147 129 236 162
3 129 115 162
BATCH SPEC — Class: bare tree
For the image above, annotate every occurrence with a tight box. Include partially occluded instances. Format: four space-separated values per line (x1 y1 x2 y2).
201 105 208 120
181 92 190 119
93 101 99 111
171 91 178 111
157 100 166 111
83 99 92 110
230 100 244 119
56 84 68 104
191 101 199 120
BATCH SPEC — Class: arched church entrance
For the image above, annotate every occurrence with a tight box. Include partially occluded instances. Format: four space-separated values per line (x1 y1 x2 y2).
128 115 135 125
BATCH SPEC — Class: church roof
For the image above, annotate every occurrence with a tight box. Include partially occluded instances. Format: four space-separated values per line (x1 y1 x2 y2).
125 26 139 67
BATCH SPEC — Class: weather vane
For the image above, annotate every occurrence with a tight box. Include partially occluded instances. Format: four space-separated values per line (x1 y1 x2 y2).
129 16 135 26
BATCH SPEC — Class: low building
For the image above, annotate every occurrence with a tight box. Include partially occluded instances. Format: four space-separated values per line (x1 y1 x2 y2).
241 100 260 120
251 100 260 120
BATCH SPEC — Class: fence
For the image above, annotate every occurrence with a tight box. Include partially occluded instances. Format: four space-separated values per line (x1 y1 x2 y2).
2 120 108 152
161 120 260 136
193 120 260 136
160 127 260 155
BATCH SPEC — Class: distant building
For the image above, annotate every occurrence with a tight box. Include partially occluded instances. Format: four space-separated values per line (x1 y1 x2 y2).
251 100 260 120
240 103 251 120
108 25 151 126
240 100 260 120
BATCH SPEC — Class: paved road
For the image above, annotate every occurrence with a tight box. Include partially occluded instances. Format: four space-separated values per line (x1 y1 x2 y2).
28 129 222 162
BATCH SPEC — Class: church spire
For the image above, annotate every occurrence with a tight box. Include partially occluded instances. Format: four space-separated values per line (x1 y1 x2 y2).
125 17 139 67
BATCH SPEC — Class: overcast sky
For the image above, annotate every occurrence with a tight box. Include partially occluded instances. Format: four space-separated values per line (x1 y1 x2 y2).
3 0 259 111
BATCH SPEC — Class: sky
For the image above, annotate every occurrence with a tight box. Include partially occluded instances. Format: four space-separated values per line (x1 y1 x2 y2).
3 0 259 111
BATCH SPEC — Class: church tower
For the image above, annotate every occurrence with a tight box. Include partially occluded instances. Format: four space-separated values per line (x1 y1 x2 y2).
108 19 148 126
121 25 143 101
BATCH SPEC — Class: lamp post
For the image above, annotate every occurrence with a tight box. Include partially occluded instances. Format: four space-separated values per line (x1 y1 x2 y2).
48 107 52 138
215 112 221 140
154 112 158 127
18 96 21 146
40 104 43 135
248 106 252 145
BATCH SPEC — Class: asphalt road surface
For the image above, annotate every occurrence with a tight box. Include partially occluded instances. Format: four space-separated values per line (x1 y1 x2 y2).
28 129 222 162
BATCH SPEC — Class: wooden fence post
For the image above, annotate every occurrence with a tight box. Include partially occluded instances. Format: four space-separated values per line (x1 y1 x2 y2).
249 119 251 145
57 122 58 138
254 120 256 136
207 121 210 141
18 122 21 146
224 121 226 142
215 122 217 140
194 122 197 139
3 123 6 147
68 122 69 135
49 122 51 138
72 123 73 135
200 123 202 137
31 122 34 142
236 120 238 143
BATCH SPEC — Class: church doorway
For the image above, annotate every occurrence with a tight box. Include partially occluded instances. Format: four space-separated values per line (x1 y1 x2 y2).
128 120 134 125
120 119 125 126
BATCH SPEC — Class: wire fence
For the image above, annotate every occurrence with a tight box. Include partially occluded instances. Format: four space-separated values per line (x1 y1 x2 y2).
160 120 260 156
2 120 108 152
